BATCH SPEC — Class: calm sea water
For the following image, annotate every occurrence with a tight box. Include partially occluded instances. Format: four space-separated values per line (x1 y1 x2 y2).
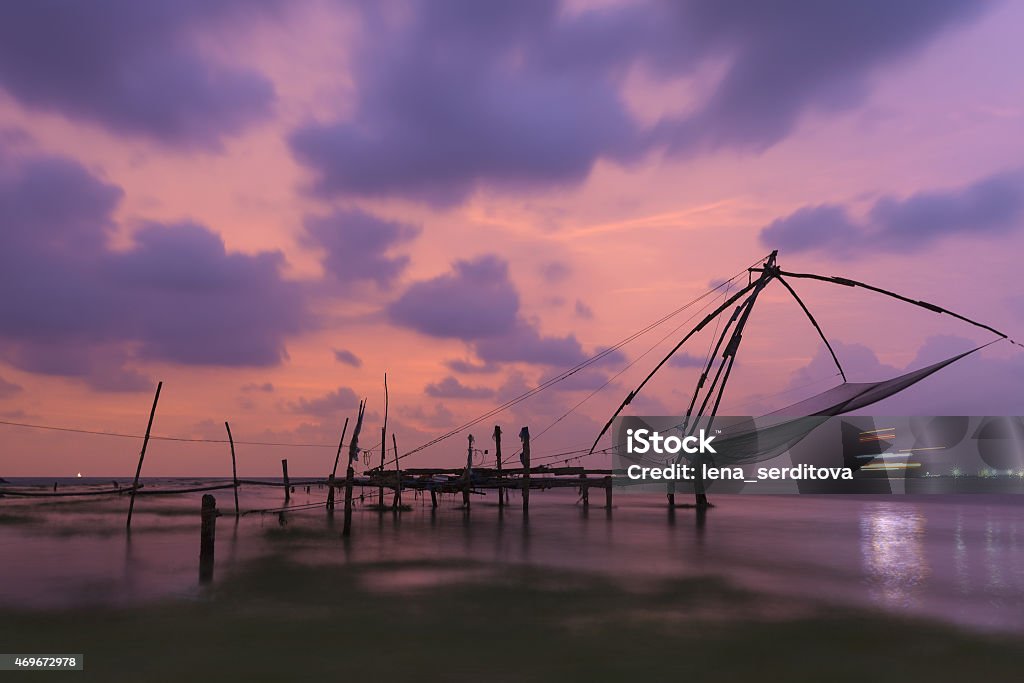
2 478 1022 633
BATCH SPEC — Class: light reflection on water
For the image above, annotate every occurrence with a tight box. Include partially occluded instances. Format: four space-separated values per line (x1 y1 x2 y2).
2 481 1024 633
860 503 929 609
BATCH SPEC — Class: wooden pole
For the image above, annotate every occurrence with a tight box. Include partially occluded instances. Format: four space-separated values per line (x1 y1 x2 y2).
328 418 349 511
519 427 530 517
391 433 403 510
463 434 473 509
605 476 613 511
199 494 217 584
430 488 437 508
379 374 388 508
126 381 162 530
494 425 503 507
281 459 290 503
225 421 239 518
343 400 366 537
581 472 589 510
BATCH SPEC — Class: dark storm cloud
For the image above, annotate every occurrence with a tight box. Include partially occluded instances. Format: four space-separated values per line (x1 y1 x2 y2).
389 254 613 367
290 0 987 204
302 209 420 289
0 1 276 149
424 376 494 400
0 151 314 390
761 169 1024 255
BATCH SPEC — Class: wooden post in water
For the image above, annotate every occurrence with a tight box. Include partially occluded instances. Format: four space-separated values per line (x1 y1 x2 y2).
281 459 290 502
378 374 388 509
391 433 403 510
225 421 240 518
581 472 589 510
430 488 437 508
519 427 530 517
462 434 473 509
199 494 217 584
327 418 350 512
126 381 162 530
343 400 366 537
605 476 613 511
493 425 503 507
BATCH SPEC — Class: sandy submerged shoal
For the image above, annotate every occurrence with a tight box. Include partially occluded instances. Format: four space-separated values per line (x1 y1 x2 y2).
1 554 1023 682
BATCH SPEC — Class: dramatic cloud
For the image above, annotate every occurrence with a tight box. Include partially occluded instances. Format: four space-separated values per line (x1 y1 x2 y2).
0 1 277 149
653 0 989 155
333 349 362 367
289 386 360 418
424 376 494 399
759 205 859 253
388 256 520 339
303 209 420 289
389 254 606 367
0 151 314 389
761 169 1024 255
290 0 987 204
474 320 590 367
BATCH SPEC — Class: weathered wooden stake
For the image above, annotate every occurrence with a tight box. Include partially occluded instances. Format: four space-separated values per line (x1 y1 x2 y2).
581 472 589 510
694 455 709 508
391 433 402 509
461 434 474 509
126 381 162 530
519 426 530 517
493 425 503 507
327 418 350 512
281 459 290 502
199 494 217 584
224 421 239 518
430 488 438 508
343 399 366 537
605 476 613 511
378 373 388 509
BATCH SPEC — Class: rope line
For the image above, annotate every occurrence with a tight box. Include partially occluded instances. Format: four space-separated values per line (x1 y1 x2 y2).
394 254 772 465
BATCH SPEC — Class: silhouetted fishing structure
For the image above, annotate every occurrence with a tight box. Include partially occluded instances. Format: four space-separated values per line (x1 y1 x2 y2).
3 251 1021 551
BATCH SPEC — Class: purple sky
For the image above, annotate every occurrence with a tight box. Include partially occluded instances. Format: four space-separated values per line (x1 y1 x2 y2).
1 0 1022 476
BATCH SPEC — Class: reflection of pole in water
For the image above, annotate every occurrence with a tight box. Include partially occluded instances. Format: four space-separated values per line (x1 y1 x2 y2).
860 503 929 607
985 516 1005 591
953 510 969 593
